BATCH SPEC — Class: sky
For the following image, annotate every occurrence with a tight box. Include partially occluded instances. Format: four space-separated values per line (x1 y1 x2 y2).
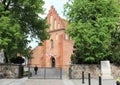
28 0 68 49
43 0 68 18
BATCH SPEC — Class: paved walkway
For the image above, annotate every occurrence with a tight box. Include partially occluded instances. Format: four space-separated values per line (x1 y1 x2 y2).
0 77 116 85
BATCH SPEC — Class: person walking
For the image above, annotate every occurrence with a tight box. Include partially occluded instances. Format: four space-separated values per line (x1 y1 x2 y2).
34 65 38 75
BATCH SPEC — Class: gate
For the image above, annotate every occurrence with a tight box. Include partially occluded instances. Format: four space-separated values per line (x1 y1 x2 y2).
28 67 62 79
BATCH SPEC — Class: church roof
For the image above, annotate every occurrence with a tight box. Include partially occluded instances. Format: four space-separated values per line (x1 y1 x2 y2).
47 5 67 29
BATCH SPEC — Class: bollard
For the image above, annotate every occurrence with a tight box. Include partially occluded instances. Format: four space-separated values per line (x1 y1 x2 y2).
44 68 46 79
116 81 120 85
82 71 84 84
60 67 62 79
116 78 120 85
69 66 72 79
99 74 102 85
28 67 30 79
88 73 91 85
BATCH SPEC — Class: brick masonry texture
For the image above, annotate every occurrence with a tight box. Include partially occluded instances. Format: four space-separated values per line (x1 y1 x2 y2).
30 6 73 68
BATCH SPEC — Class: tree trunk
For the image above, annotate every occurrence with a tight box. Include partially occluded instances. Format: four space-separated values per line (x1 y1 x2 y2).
4 51 9 63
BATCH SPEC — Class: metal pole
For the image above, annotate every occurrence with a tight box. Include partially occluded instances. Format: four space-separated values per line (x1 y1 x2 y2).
60 67 62 79
28 66 30 79
99 75 102 85
82 71 84 84
44 68 46 79
69 66 71 79
88 73 91 85
116 81 120 85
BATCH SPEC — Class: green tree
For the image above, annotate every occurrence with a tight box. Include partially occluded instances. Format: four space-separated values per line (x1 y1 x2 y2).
111 22 120 65
0 0 49 63
64 0 120 64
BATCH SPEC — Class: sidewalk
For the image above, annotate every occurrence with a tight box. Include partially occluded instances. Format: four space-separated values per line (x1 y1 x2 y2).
0 77 116 85
72 79 116 85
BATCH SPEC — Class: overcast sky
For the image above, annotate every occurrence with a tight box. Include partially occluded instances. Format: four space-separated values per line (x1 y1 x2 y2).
28 0 68 49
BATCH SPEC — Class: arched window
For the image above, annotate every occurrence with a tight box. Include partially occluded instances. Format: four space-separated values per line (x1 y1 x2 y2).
64 34 69 40
51 57 55 67
54 20 57 29
58 23 60 29
51 40 54 48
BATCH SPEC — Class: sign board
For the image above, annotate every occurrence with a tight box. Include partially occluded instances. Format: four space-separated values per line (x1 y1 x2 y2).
101 60 113 79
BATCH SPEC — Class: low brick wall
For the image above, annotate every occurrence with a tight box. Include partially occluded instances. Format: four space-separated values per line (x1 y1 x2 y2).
0 63 21 78
70 64 120 79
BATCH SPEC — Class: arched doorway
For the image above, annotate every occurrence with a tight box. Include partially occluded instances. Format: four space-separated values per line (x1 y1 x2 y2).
51 57 55 68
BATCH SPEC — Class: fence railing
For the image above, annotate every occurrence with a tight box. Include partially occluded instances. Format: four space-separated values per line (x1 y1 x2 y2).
28 67 62 79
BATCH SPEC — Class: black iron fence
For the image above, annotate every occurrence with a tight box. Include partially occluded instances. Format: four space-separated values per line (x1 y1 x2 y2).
28 67 62 79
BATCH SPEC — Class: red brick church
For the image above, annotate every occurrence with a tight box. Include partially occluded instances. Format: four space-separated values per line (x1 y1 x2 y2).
30 6 73 68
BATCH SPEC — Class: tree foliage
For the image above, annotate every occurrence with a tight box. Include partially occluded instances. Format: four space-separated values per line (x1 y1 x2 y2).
64 0 120 64
0 0 49 63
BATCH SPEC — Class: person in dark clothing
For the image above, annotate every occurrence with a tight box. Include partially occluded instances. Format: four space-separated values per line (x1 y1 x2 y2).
34 65 38 75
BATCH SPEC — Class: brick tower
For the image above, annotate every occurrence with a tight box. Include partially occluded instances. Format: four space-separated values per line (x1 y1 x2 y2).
30 6 73 68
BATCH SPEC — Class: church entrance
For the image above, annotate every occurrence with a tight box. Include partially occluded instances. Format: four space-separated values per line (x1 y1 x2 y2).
28 57 63 79
51 57 55 68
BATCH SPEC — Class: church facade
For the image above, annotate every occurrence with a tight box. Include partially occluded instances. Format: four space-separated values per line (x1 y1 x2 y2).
30 6 73 68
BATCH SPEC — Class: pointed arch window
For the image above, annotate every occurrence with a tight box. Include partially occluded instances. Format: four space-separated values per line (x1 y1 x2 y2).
55 20 57 29
50 15 54 30
51 40 54 48
55 33 58 40
64 34 69 40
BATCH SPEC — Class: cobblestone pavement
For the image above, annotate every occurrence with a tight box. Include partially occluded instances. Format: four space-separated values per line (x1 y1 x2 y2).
0 77 116 85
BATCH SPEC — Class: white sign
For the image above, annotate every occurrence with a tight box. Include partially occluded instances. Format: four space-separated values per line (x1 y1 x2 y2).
101 60 113 79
